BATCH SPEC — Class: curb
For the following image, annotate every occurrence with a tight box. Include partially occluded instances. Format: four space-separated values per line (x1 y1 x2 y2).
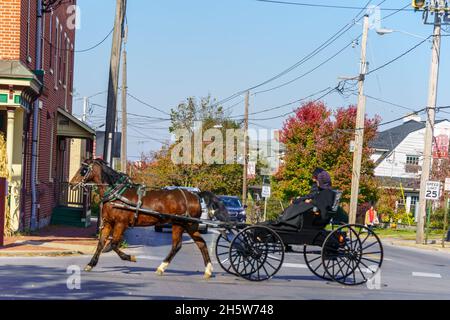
384 240 450 253
0 250 85 257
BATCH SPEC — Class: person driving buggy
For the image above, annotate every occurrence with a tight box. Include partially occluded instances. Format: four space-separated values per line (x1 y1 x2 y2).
273 168 335 229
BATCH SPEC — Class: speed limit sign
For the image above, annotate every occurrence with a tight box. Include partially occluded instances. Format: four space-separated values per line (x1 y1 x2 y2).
425 181 441 200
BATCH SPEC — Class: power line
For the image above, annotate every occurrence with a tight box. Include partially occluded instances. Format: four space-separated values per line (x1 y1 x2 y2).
232 87 332 118
89 102 171 121
254 0 415 11
43 27 114 53
248 86 337 121
210 0 373 109
127 93 171 116
254 36 360 95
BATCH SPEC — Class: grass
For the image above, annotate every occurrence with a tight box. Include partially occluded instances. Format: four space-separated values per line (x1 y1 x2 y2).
374 227 444 240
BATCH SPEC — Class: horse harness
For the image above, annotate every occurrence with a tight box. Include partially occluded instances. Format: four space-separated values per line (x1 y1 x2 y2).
101 175 147 226
102 179 193 226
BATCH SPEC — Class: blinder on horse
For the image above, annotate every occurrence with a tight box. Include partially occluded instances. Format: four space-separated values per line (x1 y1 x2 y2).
72 162 94 190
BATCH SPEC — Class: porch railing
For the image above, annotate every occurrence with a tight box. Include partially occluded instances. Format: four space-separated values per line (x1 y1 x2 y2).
59 182 84 207
58 182 91 223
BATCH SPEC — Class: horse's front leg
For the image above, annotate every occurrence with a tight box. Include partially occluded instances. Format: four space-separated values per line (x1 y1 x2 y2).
187 226 213 280
156 224 184 276
85 221 112 272
110 222 137 263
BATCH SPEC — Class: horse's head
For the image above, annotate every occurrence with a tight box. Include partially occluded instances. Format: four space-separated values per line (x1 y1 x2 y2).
199 191 230 222
70 159 103 189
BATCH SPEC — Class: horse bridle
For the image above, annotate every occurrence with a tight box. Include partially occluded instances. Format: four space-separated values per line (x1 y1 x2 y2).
72 162 94 190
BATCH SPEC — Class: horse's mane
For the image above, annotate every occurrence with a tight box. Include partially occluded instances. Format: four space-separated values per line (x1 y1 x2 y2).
93 158 129 185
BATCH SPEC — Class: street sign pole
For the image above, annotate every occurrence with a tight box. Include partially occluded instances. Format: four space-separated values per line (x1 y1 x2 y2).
425 201 432 245
264 197 268 222
443 194 449 248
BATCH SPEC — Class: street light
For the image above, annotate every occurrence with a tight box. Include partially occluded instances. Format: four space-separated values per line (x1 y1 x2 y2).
375 28 428 40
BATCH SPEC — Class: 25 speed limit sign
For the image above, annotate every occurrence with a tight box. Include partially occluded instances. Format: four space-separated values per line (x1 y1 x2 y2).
425 181 441 200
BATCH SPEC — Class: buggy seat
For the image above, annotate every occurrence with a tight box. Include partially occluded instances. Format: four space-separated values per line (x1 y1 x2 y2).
305 190 345 228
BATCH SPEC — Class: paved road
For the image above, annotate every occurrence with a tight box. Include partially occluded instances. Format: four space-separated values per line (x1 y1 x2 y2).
0 227 449 300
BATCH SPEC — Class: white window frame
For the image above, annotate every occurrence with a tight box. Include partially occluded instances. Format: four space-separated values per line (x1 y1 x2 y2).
54 17 59 89
49 11 54 74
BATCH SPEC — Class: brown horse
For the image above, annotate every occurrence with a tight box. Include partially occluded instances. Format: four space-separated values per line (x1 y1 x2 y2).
70 159 229 279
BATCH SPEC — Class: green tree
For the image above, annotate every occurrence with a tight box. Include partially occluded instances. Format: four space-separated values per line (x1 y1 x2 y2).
133 96 246 196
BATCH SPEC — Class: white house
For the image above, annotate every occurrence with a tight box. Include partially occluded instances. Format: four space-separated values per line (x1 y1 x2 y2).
370 115 450 217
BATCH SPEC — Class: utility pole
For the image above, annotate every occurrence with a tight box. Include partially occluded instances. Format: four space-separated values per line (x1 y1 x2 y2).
349 14 369 225
103 0 127 166
242 91 250 206
417 0 443 244
120 24 128 174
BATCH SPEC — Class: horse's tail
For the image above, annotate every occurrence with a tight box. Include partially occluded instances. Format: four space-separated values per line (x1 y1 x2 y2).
198 191 229 222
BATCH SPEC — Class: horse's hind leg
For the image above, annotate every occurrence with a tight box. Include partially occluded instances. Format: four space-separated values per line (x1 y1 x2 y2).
156 224 184 276
85 222 112 272
186 227 213 279
110 223 137 263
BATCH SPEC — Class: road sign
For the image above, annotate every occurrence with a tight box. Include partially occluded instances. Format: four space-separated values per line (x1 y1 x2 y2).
262 185 271 199
425 181 441 200
433 134 449 159
445 178 450 192
247 161 256 179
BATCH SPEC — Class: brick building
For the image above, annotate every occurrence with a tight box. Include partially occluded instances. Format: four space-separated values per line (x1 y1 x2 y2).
0 0 94 231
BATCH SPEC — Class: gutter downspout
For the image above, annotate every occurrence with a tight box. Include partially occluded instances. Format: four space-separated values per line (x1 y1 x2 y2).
30 0 43 230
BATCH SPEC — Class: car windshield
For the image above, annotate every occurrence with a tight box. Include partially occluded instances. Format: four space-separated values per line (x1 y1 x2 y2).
220 197 242 208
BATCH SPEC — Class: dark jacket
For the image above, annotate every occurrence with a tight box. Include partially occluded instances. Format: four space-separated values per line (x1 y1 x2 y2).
311 188 335 220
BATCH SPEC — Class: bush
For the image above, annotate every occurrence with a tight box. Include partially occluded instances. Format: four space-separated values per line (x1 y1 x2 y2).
429 208 450 230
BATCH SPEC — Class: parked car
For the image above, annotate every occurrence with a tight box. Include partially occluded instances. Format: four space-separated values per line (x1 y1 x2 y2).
154 186 209 234
218 195 246 222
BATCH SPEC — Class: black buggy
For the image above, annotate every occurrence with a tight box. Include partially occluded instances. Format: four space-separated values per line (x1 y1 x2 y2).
214 190 384 286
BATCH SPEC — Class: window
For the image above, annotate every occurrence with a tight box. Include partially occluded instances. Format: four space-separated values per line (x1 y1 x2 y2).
63 34 68 87
59 25 63 85
49 118 54 182
406 155 419 165
49 11 53 72
54 17 59 88
36 102 43 182
41 12 45 69
410 196 419 206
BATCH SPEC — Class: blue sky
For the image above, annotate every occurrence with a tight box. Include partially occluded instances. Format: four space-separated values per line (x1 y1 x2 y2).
72 0 450 160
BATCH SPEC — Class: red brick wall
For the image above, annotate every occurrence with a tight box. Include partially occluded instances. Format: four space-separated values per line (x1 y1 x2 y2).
15 0 77 229
0 0 21 60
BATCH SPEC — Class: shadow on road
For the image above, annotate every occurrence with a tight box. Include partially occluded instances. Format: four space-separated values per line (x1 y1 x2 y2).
0 263 211 300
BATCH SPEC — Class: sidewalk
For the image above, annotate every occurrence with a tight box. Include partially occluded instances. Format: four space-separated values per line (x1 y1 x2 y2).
0 223 98 257
382 237 450 254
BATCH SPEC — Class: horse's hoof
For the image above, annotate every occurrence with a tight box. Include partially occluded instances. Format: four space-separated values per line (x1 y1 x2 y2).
155 268 164 276
84 265 93 272
130 256 137 263
203 272 213 280
203 262 213 280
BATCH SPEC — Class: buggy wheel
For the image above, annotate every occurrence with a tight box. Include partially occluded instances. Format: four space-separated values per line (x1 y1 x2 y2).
214 229 238 275
322 224 383 286
229 226 284 281
303 231 332 281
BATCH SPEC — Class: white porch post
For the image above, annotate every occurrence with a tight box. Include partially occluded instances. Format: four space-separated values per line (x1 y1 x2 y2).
6 108 15 175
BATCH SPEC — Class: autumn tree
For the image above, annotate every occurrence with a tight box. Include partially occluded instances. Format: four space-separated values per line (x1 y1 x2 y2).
133 96 246 196
273 101 380 205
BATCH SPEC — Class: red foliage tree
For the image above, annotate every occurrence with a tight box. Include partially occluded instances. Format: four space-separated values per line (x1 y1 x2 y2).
274 101 380 205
